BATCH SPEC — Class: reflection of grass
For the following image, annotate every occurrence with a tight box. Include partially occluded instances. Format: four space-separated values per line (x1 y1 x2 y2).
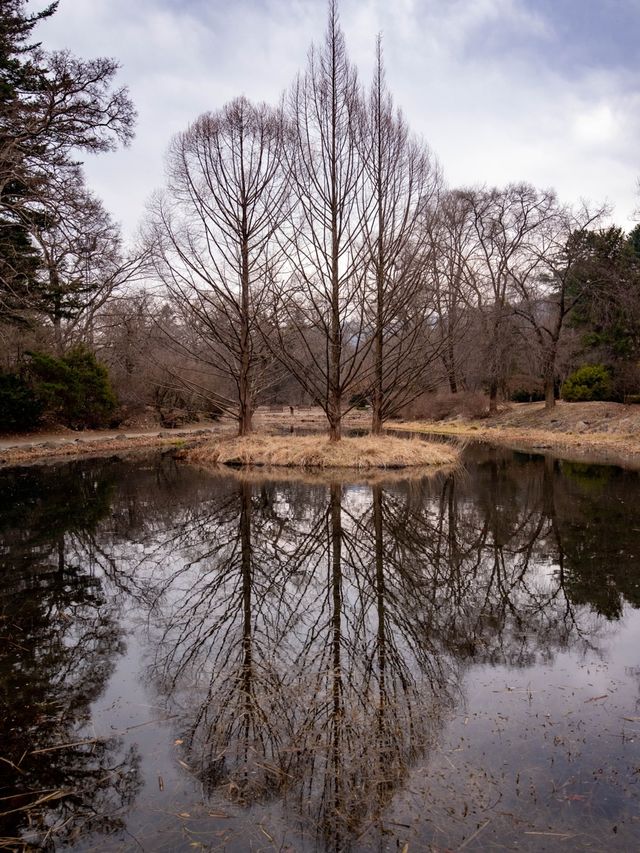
187 434 458 470
199 461 457 486
561 460 612 494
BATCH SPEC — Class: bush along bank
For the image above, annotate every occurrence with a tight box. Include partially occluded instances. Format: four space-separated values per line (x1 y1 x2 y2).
0 347 118 433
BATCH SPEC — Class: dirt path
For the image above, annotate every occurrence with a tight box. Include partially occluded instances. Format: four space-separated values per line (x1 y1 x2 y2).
0 422 232 467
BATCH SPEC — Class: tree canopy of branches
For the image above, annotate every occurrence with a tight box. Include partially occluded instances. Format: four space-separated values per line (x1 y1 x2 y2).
268 0 369 441
147 97 287 435
361 38 440 431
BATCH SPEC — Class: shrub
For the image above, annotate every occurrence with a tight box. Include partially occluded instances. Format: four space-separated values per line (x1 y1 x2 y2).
0 372 44 433
561 364 613 402
27 347 117 428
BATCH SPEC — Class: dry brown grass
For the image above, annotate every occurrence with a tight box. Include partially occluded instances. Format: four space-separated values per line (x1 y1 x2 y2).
395 401 640 468
187 434 458 471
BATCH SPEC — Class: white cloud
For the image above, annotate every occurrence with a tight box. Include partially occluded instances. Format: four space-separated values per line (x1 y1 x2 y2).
36 0 640 241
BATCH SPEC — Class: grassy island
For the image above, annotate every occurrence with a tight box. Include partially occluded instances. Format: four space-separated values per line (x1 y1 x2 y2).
186 433 458 470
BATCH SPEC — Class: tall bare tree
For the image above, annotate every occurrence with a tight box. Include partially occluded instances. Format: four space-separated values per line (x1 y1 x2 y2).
146 97 287 435
269 0 368 441
361 38 440 432
426 189 477 394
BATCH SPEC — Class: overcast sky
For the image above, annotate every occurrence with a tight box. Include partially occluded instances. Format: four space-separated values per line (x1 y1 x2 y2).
37 0 640 242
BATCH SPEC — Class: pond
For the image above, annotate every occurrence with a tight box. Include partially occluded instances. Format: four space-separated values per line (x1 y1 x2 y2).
1 445 639 851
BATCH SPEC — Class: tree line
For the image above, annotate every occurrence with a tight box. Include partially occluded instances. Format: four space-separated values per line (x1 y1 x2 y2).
2 0 639 437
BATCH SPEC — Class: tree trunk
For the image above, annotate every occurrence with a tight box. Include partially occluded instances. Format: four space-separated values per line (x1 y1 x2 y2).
371 399 383 435
371 54 385 438
544 375 555 409
543 342 558 410
51 268 64 356
371 282 384 434
238 219 252 436
488 379 498 415
328 13 342 444
447 360 458 395
446 310 458 394
328 404 341 442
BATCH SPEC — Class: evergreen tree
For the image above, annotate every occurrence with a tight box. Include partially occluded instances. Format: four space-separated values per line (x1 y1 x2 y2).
0 0 135 323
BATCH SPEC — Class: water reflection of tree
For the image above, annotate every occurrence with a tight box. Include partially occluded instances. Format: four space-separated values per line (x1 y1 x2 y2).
146 479 299 804
0 462 142 849
147 476 457 848
446 450 640 630
393 453 611 668
552 460 640 618
287 483 459 849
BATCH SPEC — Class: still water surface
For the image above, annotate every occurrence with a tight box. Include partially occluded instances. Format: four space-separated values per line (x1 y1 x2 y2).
1 446 639 851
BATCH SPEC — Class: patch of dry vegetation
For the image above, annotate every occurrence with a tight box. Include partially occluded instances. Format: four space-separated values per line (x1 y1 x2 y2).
396 401 640 467
187 434 458 470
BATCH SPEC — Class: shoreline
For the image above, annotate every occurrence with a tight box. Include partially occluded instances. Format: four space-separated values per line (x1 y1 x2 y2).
1 402 639 471
394 414 640 470
0 426 224 468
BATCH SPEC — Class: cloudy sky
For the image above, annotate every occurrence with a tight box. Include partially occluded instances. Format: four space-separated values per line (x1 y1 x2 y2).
37 0 640 242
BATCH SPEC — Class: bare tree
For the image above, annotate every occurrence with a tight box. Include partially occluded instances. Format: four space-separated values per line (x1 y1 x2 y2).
268 0 368 441
361 37 441 432
146 97 287 435
462 184 556 413
426 189 478 394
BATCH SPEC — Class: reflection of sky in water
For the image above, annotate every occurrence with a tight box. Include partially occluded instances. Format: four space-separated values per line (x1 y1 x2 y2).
1 448 640 851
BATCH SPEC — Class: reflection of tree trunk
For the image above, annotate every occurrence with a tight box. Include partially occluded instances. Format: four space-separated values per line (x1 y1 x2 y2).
239 482 253 786
446 475 460 587
329 483 343 834
372 485 390 805
542 455 564 574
